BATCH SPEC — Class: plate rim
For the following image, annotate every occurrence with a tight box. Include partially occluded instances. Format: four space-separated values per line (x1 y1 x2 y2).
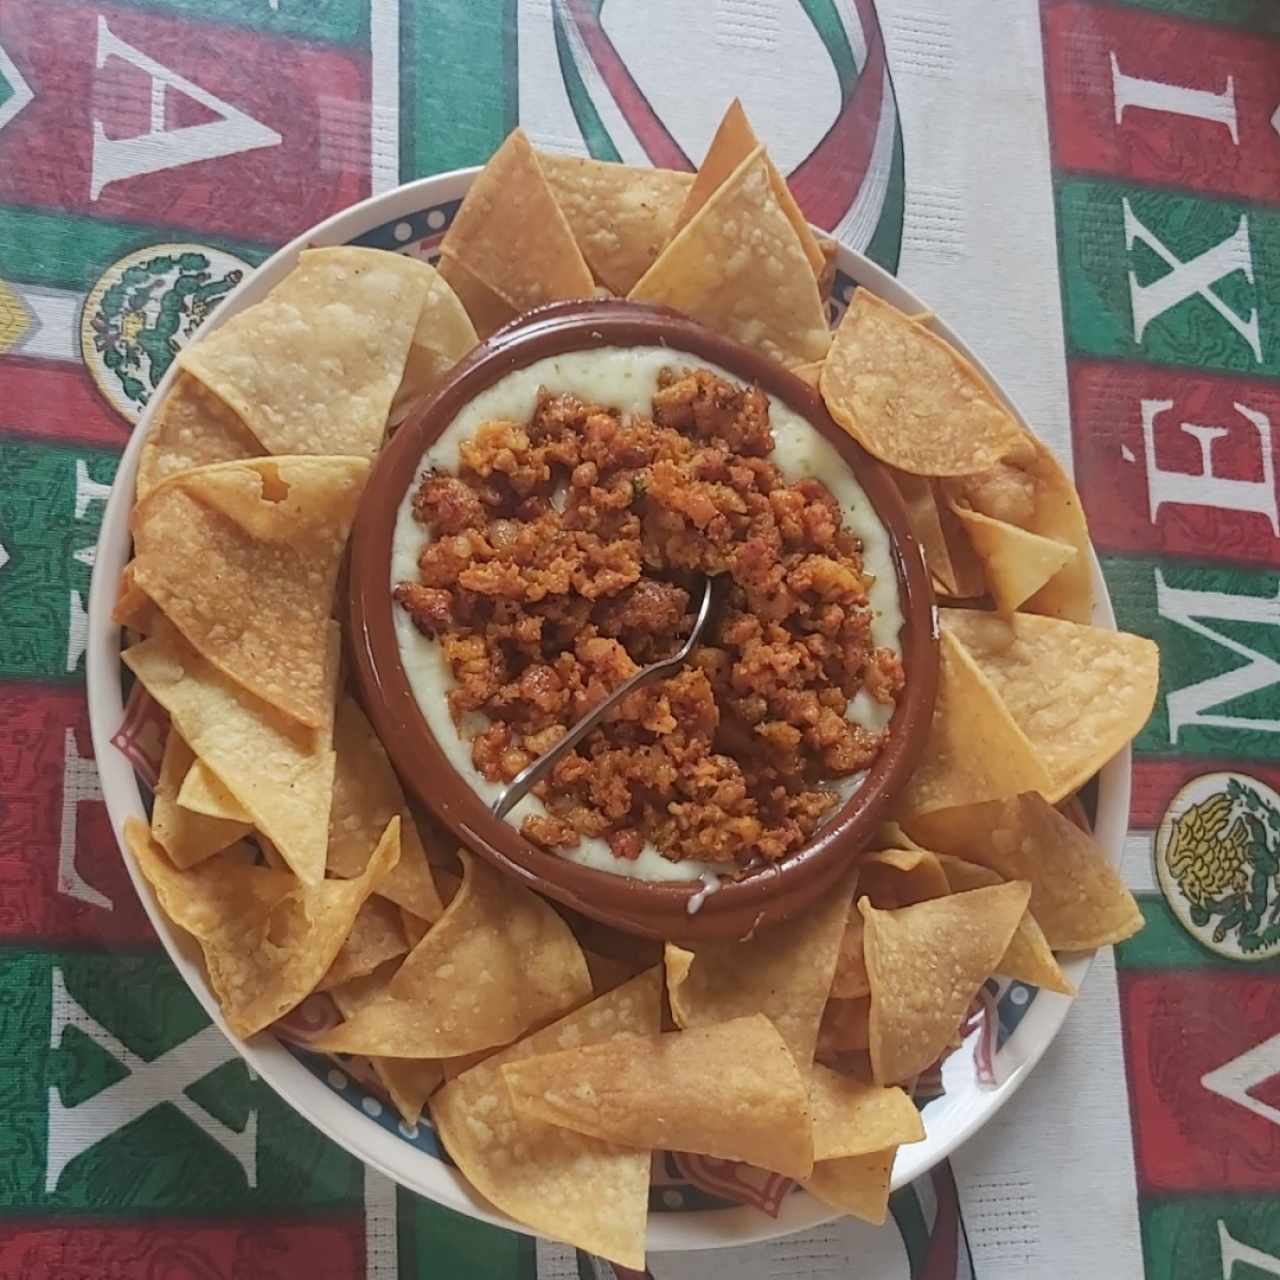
86 164 1130 1253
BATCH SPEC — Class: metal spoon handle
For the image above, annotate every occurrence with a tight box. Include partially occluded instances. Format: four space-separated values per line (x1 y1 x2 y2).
491 576 716 820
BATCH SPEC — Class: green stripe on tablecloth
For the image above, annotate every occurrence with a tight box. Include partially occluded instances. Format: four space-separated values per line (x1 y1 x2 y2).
0 947 363 1210
1143 1195 1280 1278
1110 0 1280 34
400 0 518 179
86 0 371 44
1054 177 1280 378
864 115 905 274
551 3 621 162
0 207 270 293
799 0 860 91
1099 554 1280 764
396 1188 537 1279
1116 895 1280 971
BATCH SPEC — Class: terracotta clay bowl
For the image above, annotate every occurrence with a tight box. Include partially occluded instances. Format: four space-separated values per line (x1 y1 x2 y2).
346 300 938 942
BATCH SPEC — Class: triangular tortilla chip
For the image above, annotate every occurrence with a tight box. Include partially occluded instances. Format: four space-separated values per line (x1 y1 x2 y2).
389 261 478 425
152 729 250 868
431 971 660 1269
894 471 963 596
328 697 444 922
820 290 1025 475
896 630 1053 818
317 895 410 992
538 151 693 295
1022 441 1094 622
791 359 823 389
309 849 591 1057
503 1014 814 1179
123 627 336 885
949 505 1076 616
132 456 367 728
809 1063 923 1161
177 759 252 823
663 870 853 1076
940 609 1158 801
126 815 398 1037
861 881 1030 1084
441 130 594 313
112 560 159 634
137 372 264 500
630 148 830 368
372 1057 444 1127
830 909 869 1000
436 249 518 340
671 99 826 280
179 247 431 459
817 997 871 1059
803 1146 897 1225
936 492 986 598
859 847 951 908
908 793 1143 951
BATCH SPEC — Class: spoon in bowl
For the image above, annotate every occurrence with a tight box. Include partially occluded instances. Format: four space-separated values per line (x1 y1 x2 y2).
492 575 720 820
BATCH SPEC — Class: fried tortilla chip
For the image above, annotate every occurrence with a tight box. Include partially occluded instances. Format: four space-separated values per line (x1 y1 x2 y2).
430 970 661 1269
940 609 1159 801
809 1063 924 1161
936 493 987 598
126 815 398 1037
894 471 964 596
177 759 252 823
630 148 830 368
317 895 410 992
538 152 693 295
178 247 431 459
328 697 444 922
309 849 591 1057
441 130 594 313
112 560 159 634
859 847 951 908
820 290 1025 476
804 1146 897 1225
949 505 1077 616
663 871 853 1076
400 908 430 947
671 99 826 280
817 997 872 1060
152 729 250 868
861 881 1030 1084
830 907 869 1000
372 1056 445 1127
896 630 1052 818
123 628 335 885
390 261 478 425
791 360 823 389
132 456 367 729
503 1014 814 1179
436 250 518 340
1024 442 1094 622
908 793 1143 951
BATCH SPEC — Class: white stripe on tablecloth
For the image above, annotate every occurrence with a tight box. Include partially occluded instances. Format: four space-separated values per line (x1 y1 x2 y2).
370 0 400 192
364 1167 398 1280
6 283 81 363
1124 830 1158 893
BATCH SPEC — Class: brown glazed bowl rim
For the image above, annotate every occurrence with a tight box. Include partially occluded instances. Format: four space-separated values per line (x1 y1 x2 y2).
346 300 939 942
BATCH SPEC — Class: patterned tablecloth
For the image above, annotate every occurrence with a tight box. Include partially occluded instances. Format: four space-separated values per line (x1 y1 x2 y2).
1 1 1278 1276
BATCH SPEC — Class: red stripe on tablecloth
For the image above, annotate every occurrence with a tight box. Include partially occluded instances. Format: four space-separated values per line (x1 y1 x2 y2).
1119 971 1280 1195
0 682 155 946
1070 359 1280 569
1132 757 1280 829
0 357 131 451
1043 1 1280 204
0 1217 367 1279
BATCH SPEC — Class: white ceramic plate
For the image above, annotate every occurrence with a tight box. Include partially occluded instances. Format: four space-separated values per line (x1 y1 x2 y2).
87 167 1130 1254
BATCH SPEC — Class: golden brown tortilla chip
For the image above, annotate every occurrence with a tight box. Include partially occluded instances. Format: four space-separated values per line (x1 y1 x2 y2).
309 849 591 1057
123 628 335 885
894 471 964 596
859 847 951 908
791 360 824 389
399 908 431 947
137 372 265 500
861 882 1030 1084
373 1057 444 1127
126 815 398 1037
328 697 444 922
317 895 410 992
132 456 367 730
671 99 826 280
817 997 872 1059
940 609 1159 801
112 561 159 634
538 151 693 295
809 1063 924 1161
830 907 869 1000
908 793 1143 951
177 759 252 823
436 250 518 340
390 261 478 425
820 290 1025 476
630 148 830 368
430 970 661 1269
663 870 852 1076
949 505 1077 616
152 729 250 868
1023 441 1094 623
503 1014 814 1179
804 1147 897 1225
896 631 1052 818
441 129 594 313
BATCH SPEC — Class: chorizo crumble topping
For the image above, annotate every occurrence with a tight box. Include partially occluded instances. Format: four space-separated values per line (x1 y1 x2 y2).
395 366 904 872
